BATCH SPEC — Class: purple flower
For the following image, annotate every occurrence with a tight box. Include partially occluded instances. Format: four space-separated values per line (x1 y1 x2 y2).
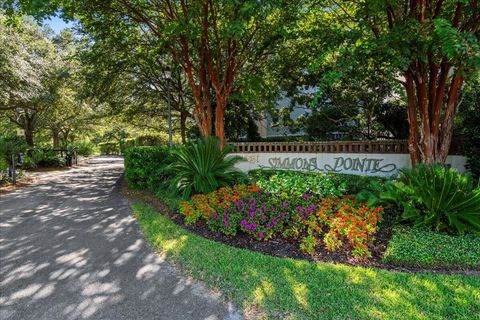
303 193 312 199
266 223 271 228
297 206 304 212
273 221 278 225
241 219 247 226
258 232 264 238
261 215 267 221
281 213 286 219
282 202 287 208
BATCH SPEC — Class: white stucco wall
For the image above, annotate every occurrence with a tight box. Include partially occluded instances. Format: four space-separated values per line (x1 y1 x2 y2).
232 152 467 177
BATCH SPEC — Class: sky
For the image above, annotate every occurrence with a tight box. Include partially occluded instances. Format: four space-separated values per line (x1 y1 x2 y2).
43 15 75 34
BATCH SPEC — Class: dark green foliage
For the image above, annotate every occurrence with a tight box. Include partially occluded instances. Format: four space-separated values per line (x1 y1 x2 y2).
248 169 385 198
374 102 409 139
391 165 480 234
383 226 480 269
168 138 245 198
123 146 172 190
303 104 358 140
0 136 28 165
224 100 261 142
35 150 65 167
135 134 167 147
26 149 65 168
457 82 480 179
98 142 119 155
69 140 96 157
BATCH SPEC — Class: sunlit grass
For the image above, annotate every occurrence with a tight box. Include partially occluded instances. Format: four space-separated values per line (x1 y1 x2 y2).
132 202 480 319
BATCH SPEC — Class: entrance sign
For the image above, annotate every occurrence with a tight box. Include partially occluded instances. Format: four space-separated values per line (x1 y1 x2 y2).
232 152 467 177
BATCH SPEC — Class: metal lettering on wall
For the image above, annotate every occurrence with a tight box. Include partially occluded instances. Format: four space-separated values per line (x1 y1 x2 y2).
259 157 397 174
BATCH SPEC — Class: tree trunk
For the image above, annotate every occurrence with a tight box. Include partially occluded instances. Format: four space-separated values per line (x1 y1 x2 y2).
404 74 420 165
384 1 475 166
180 111 187 144
24 129 34 147
404 68 464 165
214 96 227 148
52 128 60 148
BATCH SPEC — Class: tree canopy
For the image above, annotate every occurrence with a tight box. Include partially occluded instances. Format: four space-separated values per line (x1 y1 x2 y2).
1 0 479 166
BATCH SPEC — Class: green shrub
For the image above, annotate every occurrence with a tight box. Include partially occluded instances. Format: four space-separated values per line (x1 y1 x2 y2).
0 155 8 171
168 137 246 198
135 133 168 146
19 148 65 168
124 146 172 190
20 155 37 169
0 136 28 164
391 164 480 234
123 138 136 150
249 169 385 198
0 156 8 183
69 140 96 157
98 142 119 155
34 149 65 167
383 226 480 269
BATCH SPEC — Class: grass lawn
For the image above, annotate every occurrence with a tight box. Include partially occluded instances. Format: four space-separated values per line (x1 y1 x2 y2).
132 202 480 320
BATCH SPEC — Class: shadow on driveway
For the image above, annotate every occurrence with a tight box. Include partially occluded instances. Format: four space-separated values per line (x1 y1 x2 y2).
0 157 240 320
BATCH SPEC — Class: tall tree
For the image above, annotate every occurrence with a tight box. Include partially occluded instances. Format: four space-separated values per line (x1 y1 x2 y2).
325 0 480 164
59 0 301 147
0 14 59 146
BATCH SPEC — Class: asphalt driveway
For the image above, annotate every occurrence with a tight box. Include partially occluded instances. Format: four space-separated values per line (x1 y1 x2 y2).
0 157 240 320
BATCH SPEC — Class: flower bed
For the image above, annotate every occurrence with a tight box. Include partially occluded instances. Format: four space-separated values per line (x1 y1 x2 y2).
180 184 383 258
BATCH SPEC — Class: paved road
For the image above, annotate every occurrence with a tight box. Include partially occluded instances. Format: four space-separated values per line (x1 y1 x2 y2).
0 157 240 320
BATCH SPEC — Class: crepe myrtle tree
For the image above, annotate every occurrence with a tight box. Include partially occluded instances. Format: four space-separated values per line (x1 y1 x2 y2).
110 0 302 148
354 0 480 165
316 1 479 164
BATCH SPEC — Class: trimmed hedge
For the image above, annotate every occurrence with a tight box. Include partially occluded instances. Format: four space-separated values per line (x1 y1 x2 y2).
383 226 480 269
124 146 172 190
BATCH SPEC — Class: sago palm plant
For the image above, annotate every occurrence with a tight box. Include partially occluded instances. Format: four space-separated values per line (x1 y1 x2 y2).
395 164 480 234
168 137 245 198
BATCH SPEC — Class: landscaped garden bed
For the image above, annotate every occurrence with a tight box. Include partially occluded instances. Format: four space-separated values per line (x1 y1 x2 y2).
123 141 480 318
130 202 480 319
123 143 480 273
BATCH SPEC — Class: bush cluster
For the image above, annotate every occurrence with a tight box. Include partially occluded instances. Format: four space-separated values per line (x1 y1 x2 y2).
69 140 96 157
98 142 119 155
123 146 172 190
21 149 66 169
249 169 385 198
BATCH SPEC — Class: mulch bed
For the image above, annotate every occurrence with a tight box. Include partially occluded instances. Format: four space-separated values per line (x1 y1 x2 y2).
0 176 36 193
122 180 480 275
